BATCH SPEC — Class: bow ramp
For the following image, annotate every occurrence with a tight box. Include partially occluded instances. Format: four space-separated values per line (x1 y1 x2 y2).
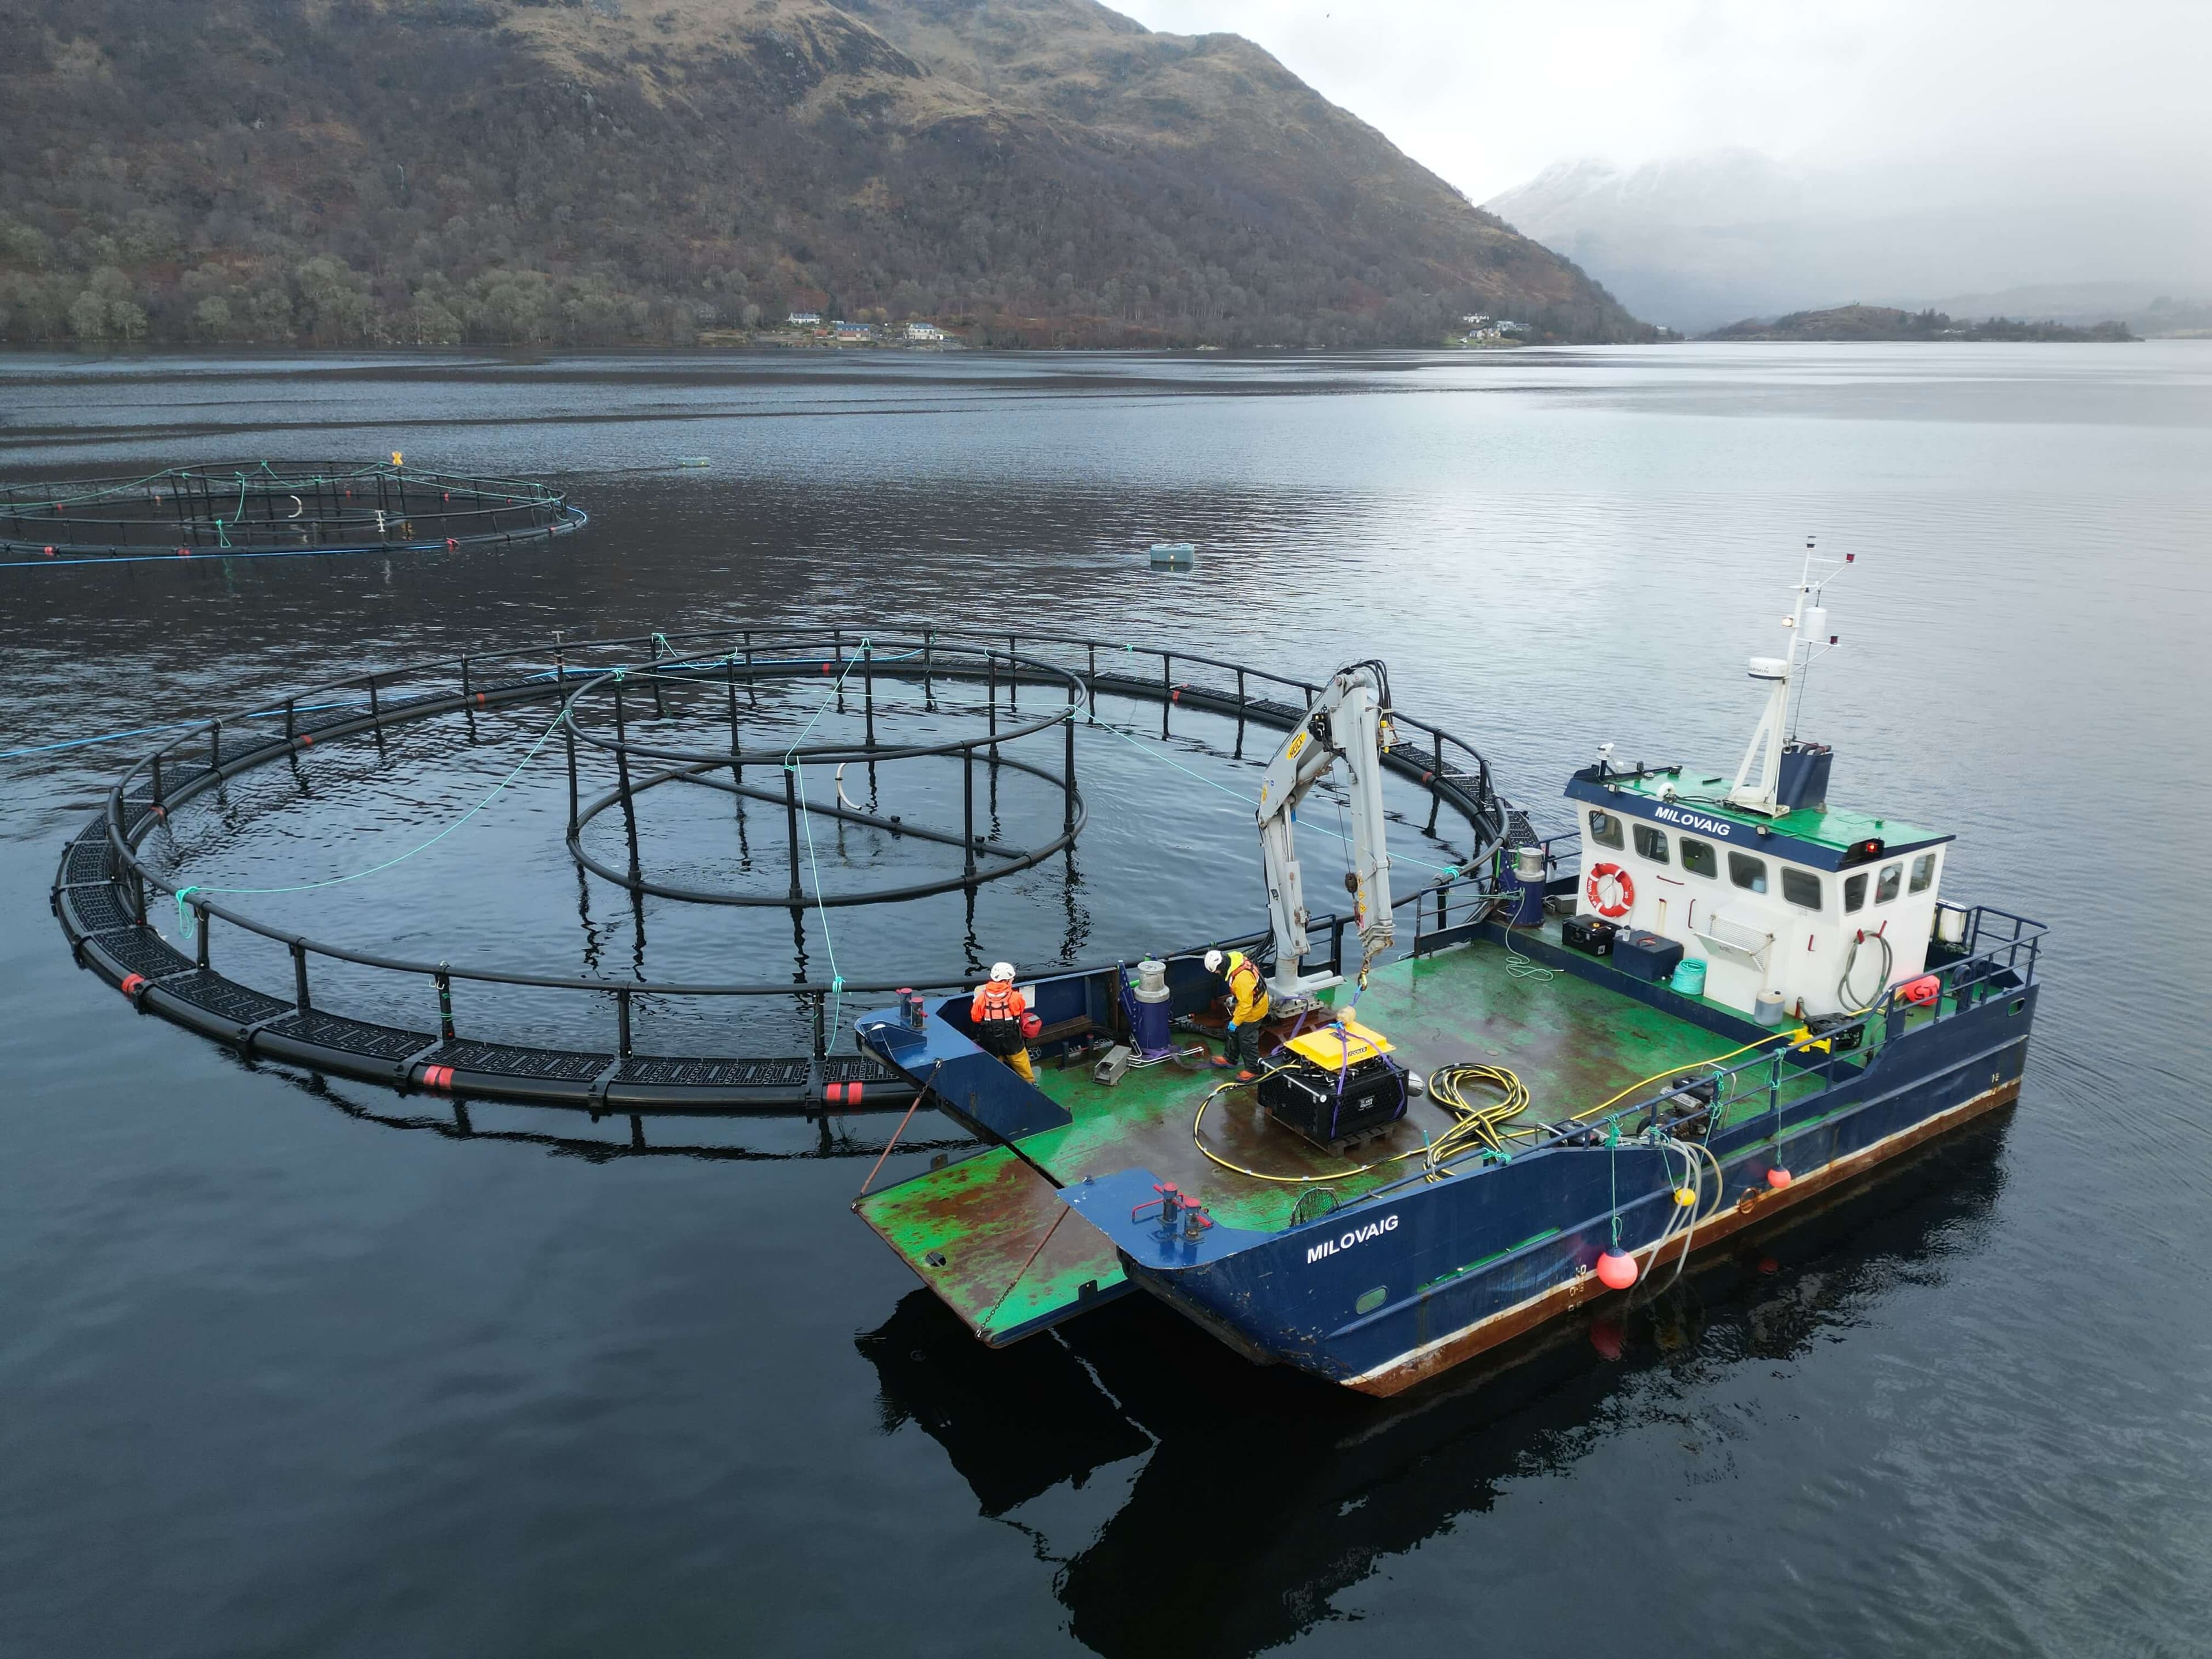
852 1003 1133 1345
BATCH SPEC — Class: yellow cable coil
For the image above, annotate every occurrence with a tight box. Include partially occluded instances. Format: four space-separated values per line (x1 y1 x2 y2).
1187 1031 1804 1192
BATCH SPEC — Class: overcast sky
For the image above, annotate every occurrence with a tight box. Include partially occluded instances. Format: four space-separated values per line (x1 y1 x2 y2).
1116 0 2212 206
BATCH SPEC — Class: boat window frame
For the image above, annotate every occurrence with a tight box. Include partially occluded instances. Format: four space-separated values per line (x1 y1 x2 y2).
1844 872 1868 912
1875 861 1903 904
1633 824 1669 863
1909 851 1938 894
1781 867 1823 910
1680 835 1718 879
1586 809 1625 850
1728 851 1769 894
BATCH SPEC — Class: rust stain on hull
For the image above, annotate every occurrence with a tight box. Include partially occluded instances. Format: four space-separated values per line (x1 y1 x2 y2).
1346 1075 2023 1397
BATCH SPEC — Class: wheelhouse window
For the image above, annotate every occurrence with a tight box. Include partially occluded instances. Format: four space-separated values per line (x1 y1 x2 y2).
1844 873 1868 912
1587 809 1624 850
1781 868 1823 909
1728 852 1768 893
1633 825 1669 862
1909 853 1938 894
1680 836 1718 878
1876 862 1903 903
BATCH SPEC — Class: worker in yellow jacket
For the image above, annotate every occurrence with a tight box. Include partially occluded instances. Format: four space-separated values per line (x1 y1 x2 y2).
1204 948 1270 1081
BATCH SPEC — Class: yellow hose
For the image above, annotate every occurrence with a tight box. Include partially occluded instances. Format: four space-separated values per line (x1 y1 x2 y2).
1190 1030 1802 1191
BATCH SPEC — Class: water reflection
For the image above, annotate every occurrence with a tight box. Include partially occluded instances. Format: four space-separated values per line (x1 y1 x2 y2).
860 1112 2012 1658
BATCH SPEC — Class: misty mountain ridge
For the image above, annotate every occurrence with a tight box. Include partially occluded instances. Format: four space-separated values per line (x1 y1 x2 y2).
1704 304 2135 343
0 0 1648 350
1485 150 2212 336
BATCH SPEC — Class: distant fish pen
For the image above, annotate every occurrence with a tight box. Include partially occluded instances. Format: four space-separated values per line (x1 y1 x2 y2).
0 460 586 566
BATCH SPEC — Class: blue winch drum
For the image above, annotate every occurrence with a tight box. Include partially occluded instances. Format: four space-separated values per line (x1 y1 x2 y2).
1505 869 1547 926
1130 993 1172 1055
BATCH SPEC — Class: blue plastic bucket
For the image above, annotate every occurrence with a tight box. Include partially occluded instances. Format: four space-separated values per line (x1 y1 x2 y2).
1669 958 1707 997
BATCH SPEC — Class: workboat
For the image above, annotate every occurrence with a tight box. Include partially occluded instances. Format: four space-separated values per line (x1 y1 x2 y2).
854 558 2043 1395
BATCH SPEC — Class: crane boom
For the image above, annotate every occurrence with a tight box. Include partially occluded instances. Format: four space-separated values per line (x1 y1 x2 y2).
1253 661 1397 1005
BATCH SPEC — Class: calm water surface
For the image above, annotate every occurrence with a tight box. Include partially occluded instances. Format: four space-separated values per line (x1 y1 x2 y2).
3 344 2210 1657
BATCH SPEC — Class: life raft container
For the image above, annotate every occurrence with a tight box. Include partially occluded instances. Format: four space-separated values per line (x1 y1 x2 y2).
1585 862 1635 919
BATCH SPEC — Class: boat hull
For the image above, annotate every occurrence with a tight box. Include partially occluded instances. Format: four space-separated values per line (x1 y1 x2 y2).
1078 988 2033 1394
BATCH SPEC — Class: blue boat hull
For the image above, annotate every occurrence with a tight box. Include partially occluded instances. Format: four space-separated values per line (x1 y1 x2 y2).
1066 987 2033 1394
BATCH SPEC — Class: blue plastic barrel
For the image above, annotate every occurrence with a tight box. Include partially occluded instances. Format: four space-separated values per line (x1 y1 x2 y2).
1669 958 1707 997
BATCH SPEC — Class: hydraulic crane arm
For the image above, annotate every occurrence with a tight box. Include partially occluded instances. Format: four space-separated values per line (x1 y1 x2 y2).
1253 661 1397 1006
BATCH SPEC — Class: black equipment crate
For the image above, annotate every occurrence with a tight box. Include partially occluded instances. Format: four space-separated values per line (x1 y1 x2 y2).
1613 930 1684 982
1562 914 1618 957
1260 1056 1407 1146
1802 1012 1868 1052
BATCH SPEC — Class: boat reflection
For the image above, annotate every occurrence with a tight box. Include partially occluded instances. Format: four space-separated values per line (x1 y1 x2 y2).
858 1111 2013 1657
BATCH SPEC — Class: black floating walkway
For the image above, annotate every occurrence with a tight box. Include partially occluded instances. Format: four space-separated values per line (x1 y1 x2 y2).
51 814 914 1115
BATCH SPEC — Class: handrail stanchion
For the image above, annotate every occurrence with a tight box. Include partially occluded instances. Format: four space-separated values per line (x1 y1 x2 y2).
616 987 632 1057
291 940 312 1012
436 964 456 1042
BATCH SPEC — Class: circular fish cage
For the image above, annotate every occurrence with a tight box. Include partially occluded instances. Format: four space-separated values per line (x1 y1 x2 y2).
1 460 585 565
51 627 1513 1119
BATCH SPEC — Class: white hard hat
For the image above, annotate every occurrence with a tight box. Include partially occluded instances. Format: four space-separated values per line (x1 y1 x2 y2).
990 961 1016 982
1203 949 1225 974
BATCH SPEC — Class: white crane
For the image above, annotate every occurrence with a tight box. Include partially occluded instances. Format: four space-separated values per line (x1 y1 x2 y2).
1253 661 1398 1007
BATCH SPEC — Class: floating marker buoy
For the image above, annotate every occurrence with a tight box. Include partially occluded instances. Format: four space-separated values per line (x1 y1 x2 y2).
1758 1256 1779 1274
1767 1167 1793 1190
43 545 54 556
1596 1248 1638 1290
1673 1186 1696 1207
1589 1317 1624 1360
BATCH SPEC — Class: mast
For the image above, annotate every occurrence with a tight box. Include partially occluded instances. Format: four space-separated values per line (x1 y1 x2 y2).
1726 541 1849 817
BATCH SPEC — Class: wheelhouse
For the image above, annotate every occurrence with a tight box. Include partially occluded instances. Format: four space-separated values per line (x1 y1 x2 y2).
1563 764 1951 1019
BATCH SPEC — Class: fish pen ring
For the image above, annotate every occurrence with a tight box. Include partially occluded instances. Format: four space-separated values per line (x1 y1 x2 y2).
1 459 586 565
49 624 1511 1117
560 634 1086 907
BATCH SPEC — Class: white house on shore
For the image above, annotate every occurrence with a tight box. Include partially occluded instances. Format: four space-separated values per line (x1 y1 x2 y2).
904 321 946 342
786 310 821 327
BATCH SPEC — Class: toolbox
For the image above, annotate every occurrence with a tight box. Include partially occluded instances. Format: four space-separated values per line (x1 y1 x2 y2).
1561 914 1618 957
1612 930 1684 983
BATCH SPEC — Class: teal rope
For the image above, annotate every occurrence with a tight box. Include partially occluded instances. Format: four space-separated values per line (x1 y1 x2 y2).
166 698 569 934
782 640 881 1036
1607 1118 1622 1247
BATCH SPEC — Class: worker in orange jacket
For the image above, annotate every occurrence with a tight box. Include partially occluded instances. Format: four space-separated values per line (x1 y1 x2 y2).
971 961 1035 1082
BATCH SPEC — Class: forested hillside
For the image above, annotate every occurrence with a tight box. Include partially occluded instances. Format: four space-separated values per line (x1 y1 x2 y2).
0 0 1650 349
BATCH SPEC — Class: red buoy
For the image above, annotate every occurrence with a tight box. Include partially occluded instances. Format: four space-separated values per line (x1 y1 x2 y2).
1757 1256 1779 1275
1589 1317 1624 1360
43 545 54 556
1767 1167 1793 1190
1596 1248 1638 1290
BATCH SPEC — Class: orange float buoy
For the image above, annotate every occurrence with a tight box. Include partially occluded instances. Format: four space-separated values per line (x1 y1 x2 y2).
1589 1317 1625 1360
1758 1256 1779 1274
1767 1167 1793 1190
1596 1248 1638 1290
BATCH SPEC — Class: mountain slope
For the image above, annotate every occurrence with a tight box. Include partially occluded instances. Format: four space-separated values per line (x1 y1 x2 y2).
0 0 1650 349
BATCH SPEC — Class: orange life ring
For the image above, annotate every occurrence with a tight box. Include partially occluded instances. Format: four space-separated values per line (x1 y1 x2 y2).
1585 862 1635 919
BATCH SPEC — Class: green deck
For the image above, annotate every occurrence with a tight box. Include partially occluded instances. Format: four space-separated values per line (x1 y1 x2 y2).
855 930 1812 1342
1014 933 1743 1232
